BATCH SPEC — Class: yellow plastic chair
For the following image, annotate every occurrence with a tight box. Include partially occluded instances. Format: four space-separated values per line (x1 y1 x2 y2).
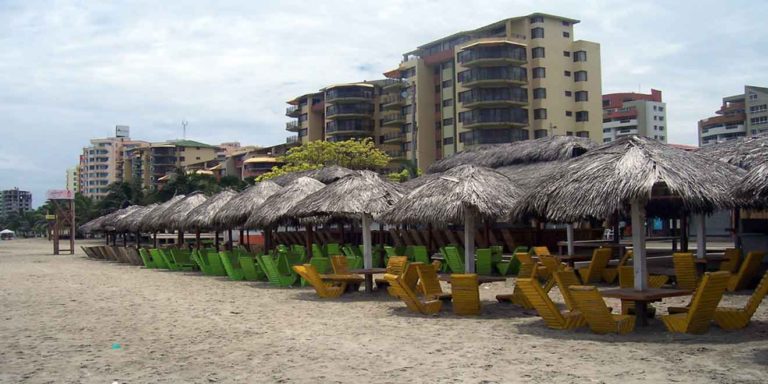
727 251 765 292
714 270 768 330
577 248 612 284
539 254 566 292
516 277 586 330
496 252 536 308
375 256 409 290
416 263 451 301
451 274 481 315
661 271 730 334
618 266 669 289
719 248 741 273
553 269 582 311
602 250 633 284
673 252 699 290
292 264 346 298
532 246 551 256
384 273 442 315
569 285 635 334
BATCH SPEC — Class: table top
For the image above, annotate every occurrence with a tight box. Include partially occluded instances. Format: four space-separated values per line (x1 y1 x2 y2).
349 268 388 274
554 254 594 262
601 288 692 301
321 274 365 281
438 275 507 284
556 241 627 248
694 256 730 263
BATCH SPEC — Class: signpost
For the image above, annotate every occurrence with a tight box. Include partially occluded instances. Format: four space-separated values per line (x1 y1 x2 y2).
46 190 75 255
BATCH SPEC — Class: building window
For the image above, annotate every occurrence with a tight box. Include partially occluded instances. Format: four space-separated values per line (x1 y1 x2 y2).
565 91 572 97
602 99 610 107
574 70 587 82
659 125 664 131
653 116 658 121
443 118 454 126
751 116 768 125
533 88 547 99
530 16 544 23
563 51 571 57
534 108 547 120
565 111 572 117
749 104 767 113
659 116 664 121
575 91 588 102
443 137 454 145
653 105 657 111
442 79 453 88
442 99 454 107
533 67 546 79
435 121 442 129
749 93 758 100
531 27 544 39
658 106 665 112
562 21 570 26
564 71 571 77
575 111 589 122
573 50 587 62
563 31 570 38
532 47 545 58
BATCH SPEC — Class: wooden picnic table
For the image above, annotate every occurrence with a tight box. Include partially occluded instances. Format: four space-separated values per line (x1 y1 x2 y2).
350 268 388 293
601 288 692 326
438 275 506 285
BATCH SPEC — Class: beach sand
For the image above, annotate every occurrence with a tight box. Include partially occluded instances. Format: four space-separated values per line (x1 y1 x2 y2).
1 238 766 383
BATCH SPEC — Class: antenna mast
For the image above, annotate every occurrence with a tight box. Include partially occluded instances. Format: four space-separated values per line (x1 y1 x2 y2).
181 120 188 139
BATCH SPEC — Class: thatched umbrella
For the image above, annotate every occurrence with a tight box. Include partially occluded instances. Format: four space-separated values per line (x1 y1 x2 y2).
213 181 281 229
139 195 185 247
160 192 208 245
99 205 142 246
268 169 318 187
734 161 768 208
697 132 768 170
184 189 237 248
381 164 524 273
245 177 326 251
289 171 405 269
312 165 358 184
516 136 744 290
116 204 157 246
80 215 108 234
427 135 595 173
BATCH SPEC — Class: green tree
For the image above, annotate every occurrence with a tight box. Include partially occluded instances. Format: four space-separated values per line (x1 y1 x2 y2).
257 138 390 181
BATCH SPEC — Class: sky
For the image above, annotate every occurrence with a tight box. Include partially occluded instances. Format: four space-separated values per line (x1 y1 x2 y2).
1 0 766 207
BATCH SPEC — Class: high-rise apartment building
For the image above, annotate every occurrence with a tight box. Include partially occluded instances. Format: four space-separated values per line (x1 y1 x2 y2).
699 85 768 146
78 126 149 199
602 89 667 143
124 140 219 190
285 12 602 170
65 166 79 193
1 188 32 217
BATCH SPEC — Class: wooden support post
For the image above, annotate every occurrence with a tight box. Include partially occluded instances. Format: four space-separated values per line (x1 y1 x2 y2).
631 200 648 291
464 207 475 273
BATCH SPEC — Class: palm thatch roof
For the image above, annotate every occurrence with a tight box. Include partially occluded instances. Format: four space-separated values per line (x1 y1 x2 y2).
268 169 316 186
212 181 282 228
159 192 208 230
245 177 326 228
267 165 358 186
140 195 186 232
118 204 158 233
400 172 443 190
516 136 746 223
734 161 768 208
697 133 768 170
289 170 405 220
496 161 564 191
183 189 238 231
427 135 595 173
381 164 523 225
101 205 143 232
80 215 109 233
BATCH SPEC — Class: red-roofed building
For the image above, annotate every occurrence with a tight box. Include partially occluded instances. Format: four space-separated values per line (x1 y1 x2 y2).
602 89 667 143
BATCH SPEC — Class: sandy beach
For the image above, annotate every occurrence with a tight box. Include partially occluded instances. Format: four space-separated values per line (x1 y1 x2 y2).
0 238 766 383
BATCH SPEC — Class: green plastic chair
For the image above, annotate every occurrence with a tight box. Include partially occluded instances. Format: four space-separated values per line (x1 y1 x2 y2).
191 250 210 275
410 246 430 264
169 249 195 271
490 246 511 275
326 243 342 257
342 246 363 269
312 243 327 258
291 245 306 260
149 249 169 269
158 249 179 270
138 248 156 269
205 250 227 276
508 246 529 275
475 248 493 275
219 251 245 281
442 246 465 273
258 255 298 287
239 252 266 281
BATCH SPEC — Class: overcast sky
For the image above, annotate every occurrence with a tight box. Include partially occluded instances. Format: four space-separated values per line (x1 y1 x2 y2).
1 0 766 207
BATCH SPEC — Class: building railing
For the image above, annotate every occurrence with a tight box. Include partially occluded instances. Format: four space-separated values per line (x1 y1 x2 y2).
286 121 300 131
286 105 300 116
286 135 299 144
382 113 405 124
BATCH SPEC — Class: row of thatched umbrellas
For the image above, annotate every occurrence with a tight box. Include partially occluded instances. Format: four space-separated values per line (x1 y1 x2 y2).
80 135 768 291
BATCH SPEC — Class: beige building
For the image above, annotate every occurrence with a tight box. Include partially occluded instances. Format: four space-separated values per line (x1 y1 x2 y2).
78 127 149 199
699 85 768 146
285 12 602 171
124 140 219 190
65 166 79 193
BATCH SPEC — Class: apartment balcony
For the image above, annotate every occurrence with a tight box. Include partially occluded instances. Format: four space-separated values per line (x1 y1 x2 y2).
286 135 300 145
458 48 527 67
457 68 527 88
325 121 374 135
381 79 408 91
151 156 178 166
286 120 300 132
381 94 406 109
325 88 375 103
326 104 374 119
460 91 528 109
381 113 406 127
382 132 406 143
460 114 528 130
286 105 301 117
385 150 406 159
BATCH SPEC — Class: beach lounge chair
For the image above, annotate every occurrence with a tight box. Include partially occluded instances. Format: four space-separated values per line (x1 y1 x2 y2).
312 243 326 259
451 274 481 315
384 273 442 315
673 252 699 290
258 254 299 287
506 246 529 275
415 263 451 301
149 249 169 269
576 248 612 284
442 246 465 273
292 264 346 298
661 271 730 334
410 245 430 264
516 277 586 330
169 249 195 271
291 245 306 260
719 248 741 273
602 250 633 284
138 248 156 269
475 248 493 276
239 251 266 281
490 245 511 275
219 251 246 281
532 246 551 257
553 269 582 311
496 252 537 308
326 243 342 257
727 251 765 292
157 248 179 270
206 249 227 276
569 285 635 334
375 256 409 291
539 254 566 292
341 246 364 269
713 270 768 330
191 249 209 274
398 261 421 295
